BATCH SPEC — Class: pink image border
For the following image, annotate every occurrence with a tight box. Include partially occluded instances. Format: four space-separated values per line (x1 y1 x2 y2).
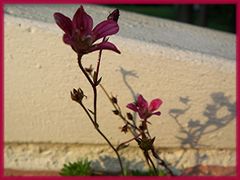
0 0 238 179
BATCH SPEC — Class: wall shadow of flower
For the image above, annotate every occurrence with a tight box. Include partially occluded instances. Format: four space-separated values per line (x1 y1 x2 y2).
117 66 139 131
117 66 139 100
168 92 236 167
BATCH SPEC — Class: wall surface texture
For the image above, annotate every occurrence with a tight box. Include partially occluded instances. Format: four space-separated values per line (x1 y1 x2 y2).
4 5 236 173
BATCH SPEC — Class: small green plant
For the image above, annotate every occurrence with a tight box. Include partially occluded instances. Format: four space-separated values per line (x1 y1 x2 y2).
59 159 92 176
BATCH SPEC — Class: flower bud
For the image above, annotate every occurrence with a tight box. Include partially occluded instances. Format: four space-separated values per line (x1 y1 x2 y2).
111 96 118 104
107 9 119 22
112 110 119 115
126 112 133 120
85 65 93 75
121 124 128 133
70 88 86 104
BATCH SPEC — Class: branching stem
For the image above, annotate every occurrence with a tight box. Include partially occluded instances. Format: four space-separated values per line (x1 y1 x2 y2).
77 54 124 175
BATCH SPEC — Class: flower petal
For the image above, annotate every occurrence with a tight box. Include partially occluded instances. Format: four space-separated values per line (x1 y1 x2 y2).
149 99 162 112
87 41 121 54
152 111 161 116
137 95 148 109
63 34 72 45
72 5 93 35
138 111 146 119
92 20 119 41
107 9 119 22
62 34 79 53
54 12 73 35
126 103 138 112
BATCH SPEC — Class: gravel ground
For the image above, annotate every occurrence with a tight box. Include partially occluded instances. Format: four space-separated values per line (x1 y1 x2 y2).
4 4 236 61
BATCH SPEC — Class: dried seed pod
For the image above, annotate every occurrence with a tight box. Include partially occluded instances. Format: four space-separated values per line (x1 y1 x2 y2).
70 88 86 104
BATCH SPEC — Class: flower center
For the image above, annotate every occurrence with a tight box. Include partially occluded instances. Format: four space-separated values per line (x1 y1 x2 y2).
72 30 93 52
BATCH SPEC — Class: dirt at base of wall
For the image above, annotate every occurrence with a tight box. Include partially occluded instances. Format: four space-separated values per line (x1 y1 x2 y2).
5 165 236 176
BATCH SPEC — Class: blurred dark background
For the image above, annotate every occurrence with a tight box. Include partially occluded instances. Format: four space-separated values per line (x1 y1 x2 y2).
105 5 236 33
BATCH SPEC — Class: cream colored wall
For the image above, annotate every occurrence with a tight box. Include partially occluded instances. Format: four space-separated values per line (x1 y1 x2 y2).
4 7 236 172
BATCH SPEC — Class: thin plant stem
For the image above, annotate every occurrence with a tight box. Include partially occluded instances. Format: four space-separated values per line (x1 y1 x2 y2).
81 102 124 174
145 151 158 175
95 128 124 175
79 103 95 125
78 55 94 86
95 37 105 81
143 151 152 171
151 148 175 176
93 37 105 124
78 55 98 124
77 54 124 175
93 86 97 124
142 120 151 139
117 133 141 150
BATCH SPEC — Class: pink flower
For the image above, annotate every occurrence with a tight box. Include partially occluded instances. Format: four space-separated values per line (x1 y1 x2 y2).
127 94 162 120
53 5 120 56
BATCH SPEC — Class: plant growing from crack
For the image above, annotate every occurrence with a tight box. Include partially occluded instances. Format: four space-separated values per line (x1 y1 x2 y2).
54 5 174 176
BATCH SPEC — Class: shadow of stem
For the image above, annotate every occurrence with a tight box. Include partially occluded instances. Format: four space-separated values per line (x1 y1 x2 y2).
169 92 235 167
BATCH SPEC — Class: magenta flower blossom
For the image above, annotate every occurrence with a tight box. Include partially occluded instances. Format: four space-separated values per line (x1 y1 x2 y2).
53 5 120 56
127 94 163 120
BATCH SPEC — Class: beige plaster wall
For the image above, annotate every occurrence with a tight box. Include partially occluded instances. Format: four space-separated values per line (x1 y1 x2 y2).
4 7 236 171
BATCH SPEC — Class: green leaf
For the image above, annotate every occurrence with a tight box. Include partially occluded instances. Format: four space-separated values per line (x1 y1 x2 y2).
59 159 92 176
